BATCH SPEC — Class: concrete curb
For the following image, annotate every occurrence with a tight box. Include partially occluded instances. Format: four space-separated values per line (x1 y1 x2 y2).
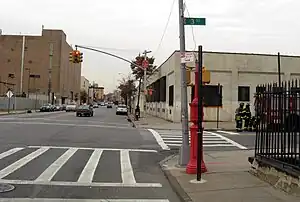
0 111 27 116
159 155 192 202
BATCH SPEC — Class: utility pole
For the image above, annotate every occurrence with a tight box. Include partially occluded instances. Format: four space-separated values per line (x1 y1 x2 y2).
48 43 53 104
143 50 151 117
20 35 25 95
178 0 190 166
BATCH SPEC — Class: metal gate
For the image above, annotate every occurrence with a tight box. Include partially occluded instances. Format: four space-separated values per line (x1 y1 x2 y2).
254 80 300 177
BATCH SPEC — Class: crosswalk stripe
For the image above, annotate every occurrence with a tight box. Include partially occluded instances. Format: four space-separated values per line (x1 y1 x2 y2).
0 147 49 179
35 148 78 182
0 198 170 202
120 150 136 184
0 147 23 160
205 131 247 149
0 179 162 187
78 149 103 183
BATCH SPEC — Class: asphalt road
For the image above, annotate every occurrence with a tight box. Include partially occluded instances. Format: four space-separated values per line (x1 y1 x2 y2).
0 106 180 202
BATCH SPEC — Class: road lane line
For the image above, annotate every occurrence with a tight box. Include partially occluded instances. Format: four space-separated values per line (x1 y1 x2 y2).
0 198 169 202
205 131 247 149
0 179 162 187
78 149 103 183
120 150 136 184
28 146 157 153
35 148 77 182
0 147 49 179
217 130 240 135
0 148 23 160
148 129 170 150
0 121 135 130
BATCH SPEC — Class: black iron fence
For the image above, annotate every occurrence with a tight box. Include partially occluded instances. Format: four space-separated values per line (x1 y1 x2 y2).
254 80 300 177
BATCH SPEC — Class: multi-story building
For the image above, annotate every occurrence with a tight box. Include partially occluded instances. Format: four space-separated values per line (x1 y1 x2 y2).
0 29 81 104
80 76 89 93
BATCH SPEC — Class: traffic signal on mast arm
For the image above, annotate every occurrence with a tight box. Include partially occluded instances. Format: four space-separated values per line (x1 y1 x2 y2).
69 51 75 63
79 52 83 63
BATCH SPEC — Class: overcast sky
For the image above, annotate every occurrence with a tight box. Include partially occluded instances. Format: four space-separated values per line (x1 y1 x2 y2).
1 0 299 93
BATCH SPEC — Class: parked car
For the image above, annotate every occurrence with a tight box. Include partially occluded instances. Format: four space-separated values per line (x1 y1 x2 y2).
40 104 53 112
107 103 113 108
116 104 128 115
65 104 77 112
76 105 94 117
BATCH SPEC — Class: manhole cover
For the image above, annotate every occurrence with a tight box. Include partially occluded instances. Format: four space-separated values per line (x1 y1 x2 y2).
0 184 15 193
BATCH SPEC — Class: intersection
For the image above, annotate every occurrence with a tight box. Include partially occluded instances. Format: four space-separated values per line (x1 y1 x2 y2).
0 107 179 202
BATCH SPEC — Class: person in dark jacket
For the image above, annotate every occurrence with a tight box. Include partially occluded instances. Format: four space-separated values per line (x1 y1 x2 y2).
235 103 244 131
243 103 251 131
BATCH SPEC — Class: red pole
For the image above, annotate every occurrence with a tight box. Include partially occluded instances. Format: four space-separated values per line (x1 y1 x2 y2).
186 58 207 174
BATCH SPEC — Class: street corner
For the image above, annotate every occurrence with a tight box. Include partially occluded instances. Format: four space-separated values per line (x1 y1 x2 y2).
159 154 193 202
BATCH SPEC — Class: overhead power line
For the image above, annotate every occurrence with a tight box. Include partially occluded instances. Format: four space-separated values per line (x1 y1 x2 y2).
153 0 176 56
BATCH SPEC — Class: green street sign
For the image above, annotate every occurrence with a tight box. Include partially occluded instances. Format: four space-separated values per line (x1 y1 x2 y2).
184 17 206 26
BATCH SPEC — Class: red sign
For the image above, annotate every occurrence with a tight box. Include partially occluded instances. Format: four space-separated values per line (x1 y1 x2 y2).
142 59 149 69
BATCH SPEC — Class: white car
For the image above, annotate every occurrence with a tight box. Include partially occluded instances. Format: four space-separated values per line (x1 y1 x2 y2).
116 105 128 115
65 104 77 112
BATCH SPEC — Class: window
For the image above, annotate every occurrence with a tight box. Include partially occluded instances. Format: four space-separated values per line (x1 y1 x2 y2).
160 76 166 102
202 85 222 107
238 86 250 102
169 85 174 106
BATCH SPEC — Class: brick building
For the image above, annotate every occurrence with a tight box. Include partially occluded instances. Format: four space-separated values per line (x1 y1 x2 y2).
0 29 81 104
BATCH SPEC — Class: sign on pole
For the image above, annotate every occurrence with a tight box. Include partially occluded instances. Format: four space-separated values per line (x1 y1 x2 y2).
142 60 149 69
181 52 194 63
184 17 206 25
6 90 13 98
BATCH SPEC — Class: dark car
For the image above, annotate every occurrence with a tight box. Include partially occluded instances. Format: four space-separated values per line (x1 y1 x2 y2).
107 103 113 108
40 104 53 112
76 105 94 117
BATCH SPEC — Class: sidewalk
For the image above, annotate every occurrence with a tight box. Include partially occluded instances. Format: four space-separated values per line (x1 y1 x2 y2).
161 150 298 202
0 110 27 116
129 113 236 131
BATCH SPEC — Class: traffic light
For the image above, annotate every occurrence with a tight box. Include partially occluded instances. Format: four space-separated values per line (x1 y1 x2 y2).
69 51 74 63
79 52 83 63
69 50 83 64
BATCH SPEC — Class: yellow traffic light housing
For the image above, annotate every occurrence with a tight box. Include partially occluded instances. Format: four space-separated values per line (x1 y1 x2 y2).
202 67 210 84
69 51 74 63
79 52 83 63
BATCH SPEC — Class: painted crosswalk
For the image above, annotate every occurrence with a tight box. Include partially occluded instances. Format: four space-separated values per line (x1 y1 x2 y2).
148 129 247 150
0 146 161 187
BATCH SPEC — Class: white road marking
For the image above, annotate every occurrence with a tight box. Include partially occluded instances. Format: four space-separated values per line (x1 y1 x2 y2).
0 146 161 187
35 148 78 182
28 146 157 153
0 147 49 179
0 198 169 202
148 129 170 150
217 130 240 135
205 131 247 149
120 150 136 184
78 149 103 183
0 121 134 130
0 179 162 187
0 148 23 160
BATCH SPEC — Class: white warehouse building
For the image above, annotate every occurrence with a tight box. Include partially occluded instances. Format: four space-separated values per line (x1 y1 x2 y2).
139 50 300 122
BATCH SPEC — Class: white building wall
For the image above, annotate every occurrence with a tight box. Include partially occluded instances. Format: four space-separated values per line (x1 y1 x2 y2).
138 50 300 122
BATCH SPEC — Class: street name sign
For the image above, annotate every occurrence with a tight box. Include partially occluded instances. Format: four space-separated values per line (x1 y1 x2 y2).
184 17 206 26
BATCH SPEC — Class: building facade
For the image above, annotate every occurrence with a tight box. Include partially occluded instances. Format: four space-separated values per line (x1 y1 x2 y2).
142 50 300 122
0 29 81 104
80 76 89 93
